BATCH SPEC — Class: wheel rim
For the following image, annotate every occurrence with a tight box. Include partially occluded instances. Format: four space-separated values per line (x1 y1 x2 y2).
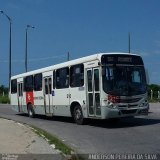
75 108 82 120
29 110 33 116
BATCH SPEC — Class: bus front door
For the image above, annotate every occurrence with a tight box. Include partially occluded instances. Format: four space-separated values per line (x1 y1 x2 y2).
87 68 101 117
18 82 23 112
43 77 52 114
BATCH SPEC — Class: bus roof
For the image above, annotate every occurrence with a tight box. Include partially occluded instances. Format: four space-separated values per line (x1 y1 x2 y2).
11 52 140 79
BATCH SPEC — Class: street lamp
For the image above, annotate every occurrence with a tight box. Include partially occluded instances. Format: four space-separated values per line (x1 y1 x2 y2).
0 10 12 91
25 25 35 72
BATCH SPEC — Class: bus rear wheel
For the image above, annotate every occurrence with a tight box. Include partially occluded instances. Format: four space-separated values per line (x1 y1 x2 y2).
73 105 84 125
28 104 35 118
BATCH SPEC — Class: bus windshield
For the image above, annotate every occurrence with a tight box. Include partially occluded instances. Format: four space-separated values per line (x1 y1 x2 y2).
102 66 147 96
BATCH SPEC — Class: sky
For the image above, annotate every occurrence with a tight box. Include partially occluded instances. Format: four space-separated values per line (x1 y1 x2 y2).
0 0 160 86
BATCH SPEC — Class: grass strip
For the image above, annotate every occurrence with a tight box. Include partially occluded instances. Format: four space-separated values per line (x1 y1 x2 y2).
30 125 73 155
30 125 86 160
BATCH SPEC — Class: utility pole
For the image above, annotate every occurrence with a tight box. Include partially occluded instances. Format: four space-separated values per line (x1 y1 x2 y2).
25 25 35 72
128 32 131 54
25 28 28 72
0 10 12 91
67 52 70 61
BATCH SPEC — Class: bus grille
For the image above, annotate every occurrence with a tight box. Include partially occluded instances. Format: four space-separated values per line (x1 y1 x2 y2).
121 109 137 114
120 98 141 103
118 104 138 108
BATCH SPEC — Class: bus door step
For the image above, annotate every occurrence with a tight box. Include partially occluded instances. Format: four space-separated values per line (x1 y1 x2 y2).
46 113 53 117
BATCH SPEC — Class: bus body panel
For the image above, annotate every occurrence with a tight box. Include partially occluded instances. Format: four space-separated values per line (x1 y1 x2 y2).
70 87 86 117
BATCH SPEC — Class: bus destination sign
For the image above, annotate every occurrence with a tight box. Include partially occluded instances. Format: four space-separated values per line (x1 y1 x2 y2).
118 57 132 63
101 54 143 65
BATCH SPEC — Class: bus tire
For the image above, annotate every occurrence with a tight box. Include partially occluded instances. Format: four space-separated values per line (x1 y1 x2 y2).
73 105 84 125
28 104 35 118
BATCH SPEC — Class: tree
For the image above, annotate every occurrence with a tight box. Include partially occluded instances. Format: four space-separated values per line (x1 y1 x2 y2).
0 85 9 95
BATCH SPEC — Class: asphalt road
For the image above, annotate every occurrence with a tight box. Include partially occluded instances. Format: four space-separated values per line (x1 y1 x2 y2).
0 103 160 154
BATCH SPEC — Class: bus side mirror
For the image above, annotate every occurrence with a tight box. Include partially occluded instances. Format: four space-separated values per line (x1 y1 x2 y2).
145 68 149 84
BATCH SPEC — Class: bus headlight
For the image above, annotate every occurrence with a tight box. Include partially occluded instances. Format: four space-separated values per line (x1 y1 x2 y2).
139 103 144 108
108 102 118 109
139 99 148 108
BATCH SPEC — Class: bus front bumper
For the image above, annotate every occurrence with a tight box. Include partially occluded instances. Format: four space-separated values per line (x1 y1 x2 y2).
101 104 149 119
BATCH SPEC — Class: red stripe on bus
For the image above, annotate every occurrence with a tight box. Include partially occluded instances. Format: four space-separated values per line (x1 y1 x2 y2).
26 91 34 105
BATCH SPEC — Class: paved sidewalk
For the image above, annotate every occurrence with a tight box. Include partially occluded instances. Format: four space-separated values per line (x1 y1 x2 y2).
0 118 63 159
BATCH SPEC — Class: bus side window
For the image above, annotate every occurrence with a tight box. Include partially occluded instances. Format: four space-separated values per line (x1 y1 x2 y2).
70 64 84 87
34 73 42 91
56 67 69 89
53 70 56 89
24 75 33 92
11 79 17 94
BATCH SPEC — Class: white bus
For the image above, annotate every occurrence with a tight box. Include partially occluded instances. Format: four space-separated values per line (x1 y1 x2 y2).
10 53 149 124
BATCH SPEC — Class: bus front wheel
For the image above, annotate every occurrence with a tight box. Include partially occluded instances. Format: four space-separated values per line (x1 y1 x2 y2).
73 105 84 125
28 104 35 118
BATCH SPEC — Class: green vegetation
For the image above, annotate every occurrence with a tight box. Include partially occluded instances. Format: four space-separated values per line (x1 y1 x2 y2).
0 95 10 104
148 84 160 102
0 85 10 104
0 85 8 94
